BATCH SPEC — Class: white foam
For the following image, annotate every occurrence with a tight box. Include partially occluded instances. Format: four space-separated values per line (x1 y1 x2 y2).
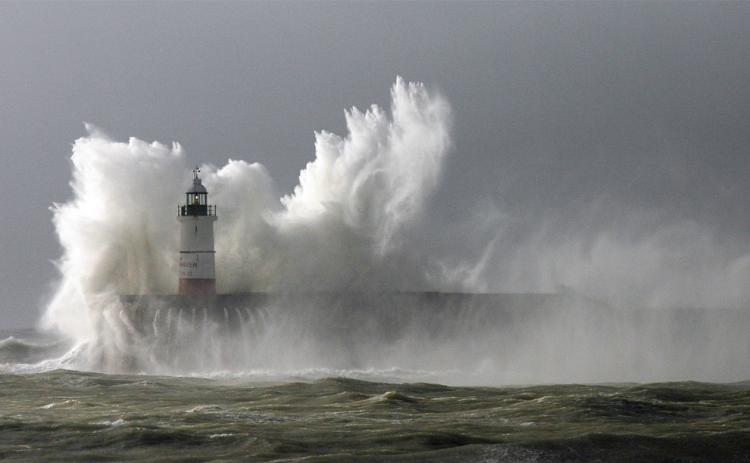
39 78 454 376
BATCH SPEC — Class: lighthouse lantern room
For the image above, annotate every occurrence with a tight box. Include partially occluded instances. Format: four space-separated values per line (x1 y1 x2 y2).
177 167 217 296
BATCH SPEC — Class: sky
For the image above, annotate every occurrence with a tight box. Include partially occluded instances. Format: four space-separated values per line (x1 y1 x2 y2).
1 2 749 328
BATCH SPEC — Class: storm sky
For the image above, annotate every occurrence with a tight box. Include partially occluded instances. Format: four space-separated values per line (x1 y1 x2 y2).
1 2 749 328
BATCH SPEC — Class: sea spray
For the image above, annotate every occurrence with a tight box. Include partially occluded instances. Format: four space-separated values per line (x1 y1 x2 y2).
31 77 750 382
40 77 455 373
211 77 452 293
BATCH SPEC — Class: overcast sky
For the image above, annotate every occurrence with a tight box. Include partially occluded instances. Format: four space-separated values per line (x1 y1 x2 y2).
1 2 749 327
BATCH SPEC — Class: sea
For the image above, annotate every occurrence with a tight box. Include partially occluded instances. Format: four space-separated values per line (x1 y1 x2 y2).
1 328 749 462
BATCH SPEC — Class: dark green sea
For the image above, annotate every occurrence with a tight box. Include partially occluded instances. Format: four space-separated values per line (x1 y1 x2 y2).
3 300 750 463
2 369 749 462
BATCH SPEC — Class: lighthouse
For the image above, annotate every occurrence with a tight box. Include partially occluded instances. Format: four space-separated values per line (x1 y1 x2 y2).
177 167 217 296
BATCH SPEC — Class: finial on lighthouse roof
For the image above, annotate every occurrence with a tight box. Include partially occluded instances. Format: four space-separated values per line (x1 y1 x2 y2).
188 165 207 193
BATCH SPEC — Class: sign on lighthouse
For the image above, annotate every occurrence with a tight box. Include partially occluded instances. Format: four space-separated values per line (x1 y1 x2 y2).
177 167 217 296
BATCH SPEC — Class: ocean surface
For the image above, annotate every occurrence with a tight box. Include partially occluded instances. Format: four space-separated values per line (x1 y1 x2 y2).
2 330 750 462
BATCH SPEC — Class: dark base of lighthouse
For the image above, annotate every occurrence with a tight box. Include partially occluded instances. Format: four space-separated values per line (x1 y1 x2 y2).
178 278 216 296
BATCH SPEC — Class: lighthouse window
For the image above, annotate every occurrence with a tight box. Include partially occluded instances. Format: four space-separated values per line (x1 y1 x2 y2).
194 194 200 204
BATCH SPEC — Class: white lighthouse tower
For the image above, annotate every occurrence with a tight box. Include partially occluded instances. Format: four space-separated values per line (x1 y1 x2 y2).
178 167 217 296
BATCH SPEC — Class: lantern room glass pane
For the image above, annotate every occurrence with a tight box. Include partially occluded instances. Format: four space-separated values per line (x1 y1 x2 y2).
184 193 208 213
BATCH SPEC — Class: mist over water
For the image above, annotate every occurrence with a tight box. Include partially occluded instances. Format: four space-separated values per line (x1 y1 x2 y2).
15 78 749 384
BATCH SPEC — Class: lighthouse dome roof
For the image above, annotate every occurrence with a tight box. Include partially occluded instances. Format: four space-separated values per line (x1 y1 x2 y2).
188 178 207 193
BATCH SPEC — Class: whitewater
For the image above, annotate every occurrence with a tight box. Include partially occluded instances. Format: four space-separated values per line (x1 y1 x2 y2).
1 77 749 461
0 77 744 384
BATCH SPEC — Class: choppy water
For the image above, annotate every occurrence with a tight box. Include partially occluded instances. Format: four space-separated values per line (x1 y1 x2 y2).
2 332 749 462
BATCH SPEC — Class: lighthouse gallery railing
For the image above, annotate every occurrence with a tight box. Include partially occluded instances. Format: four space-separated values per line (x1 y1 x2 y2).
178 204 217 217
